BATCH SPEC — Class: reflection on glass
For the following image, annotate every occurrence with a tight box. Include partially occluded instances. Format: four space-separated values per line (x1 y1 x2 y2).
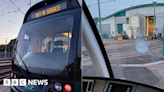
83 0 164 90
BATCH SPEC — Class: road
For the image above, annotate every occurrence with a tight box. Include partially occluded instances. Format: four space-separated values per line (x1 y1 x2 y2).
82 38 164 89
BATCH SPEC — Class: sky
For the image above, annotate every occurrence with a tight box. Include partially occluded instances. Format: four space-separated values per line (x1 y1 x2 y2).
0 0 42 45
0 0 164 45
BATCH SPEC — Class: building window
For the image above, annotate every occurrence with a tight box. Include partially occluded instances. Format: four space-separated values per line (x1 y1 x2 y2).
126 18 129 24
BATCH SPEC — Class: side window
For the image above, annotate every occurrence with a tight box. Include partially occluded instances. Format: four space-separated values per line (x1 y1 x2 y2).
13 39 18 54
22 34 30 56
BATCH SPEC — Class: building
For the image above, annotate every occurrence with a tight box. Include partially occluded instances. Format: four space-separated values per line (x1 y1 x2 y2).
96 3 164 38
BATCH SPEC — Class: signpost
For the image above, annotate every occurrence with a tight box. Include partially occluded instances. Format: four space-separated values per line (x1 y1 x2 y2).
153 0 156 40
98 0 103 40
5 38 7 58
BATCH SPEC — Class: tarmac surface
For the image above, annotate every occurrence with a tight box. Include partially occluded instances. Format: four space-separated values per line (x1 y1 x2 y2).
82 38 164 89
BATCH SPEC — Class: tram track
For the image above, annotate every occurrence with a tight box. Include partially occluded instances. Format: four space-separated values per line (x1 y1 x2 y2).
0 58 12 84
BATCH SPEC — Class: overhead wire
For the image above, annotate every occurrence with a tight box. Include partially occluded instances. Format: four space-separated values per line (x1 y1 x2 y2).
0 37 16 40
0 10 19 16
87 0 127 18
0 37 12 40
9 0 25 14
0 34 16 38
19 0 39 8
2 0 18 11
114 1 132 6
87 0 93 6
0 32 17 36
0 37 15 40
0 15 21 26
90 7 108 17
0 6 9 12
0 0 40 16
89 7 99 15
1 0 20 16
88 0 115 7
0 0 40 45
90 6 120 12
87 0 116 18
2 0 25 15
88 0 156 16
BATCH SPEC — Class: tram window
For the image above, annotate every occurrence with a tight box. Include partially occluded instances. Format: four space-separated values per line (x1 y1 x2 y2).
36 32 71 53
53 32 71 53
17 15 74 58
41 36 53 52
21 34 30 56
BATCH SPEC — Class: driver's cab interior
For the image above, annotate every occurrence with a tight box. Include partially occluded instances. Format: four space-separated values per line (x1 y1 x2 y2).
40 32 71 53
83 77 162 92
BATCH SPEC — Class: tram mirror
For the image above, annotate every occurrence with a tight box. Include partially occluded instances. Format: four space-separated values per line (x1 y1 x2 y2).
43 37 50 44
24 34 29 41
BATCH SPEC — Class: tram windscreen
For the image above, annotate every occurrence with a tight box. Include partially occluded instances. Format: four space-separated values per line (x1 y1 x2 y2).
15 15 74 76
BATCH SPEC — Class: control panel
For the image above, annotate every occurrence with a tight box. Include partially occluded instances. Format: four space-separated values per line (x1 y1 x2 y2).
83 78 163 92
93 80 106 92
106 83 132 92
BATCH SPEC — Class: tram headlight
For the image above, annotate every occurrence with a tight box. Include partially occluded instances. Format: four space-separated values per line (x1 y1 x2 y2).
54 83 62 91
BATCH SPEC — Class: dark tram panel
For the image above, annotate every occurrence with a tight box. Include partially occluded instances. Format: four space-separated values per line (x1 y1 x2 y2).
83 77 163 92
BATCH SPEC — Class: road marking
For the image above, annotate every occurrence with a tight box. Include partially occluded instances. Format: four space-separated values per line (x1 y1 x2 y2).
118 61 164 67
82 60 164 67
83 47 163 61
82 39 162 52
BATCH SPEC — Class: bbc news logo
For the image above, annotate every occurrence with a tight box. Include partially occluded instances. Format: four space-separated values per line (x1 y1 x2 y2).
3 79 48 86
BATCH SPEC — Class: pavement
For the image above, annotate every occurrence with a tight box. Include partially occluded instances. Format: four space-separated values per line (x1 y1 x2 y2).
82 38 164 89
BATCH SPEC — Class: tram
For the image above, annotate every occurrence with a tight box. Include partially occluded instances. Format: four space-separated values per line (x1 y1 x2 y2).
11 0 81 92
82 1 164 92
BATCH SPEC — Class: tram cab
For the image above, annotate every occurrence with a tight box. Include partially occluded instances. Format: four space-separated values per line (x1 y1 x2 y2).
82 1 164 92
11 0 81 92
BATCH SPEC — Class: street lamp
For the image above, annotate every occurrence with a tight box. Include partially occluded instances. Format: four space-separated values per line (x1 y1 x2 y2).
153 0 156 40
98 0 103 40
5 38 7 58
163 15 164 56
163 12 164 56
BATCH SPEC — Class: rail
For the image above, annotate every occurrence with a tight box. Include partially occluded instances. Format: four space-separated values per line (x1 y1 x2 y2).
0 58 12 84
